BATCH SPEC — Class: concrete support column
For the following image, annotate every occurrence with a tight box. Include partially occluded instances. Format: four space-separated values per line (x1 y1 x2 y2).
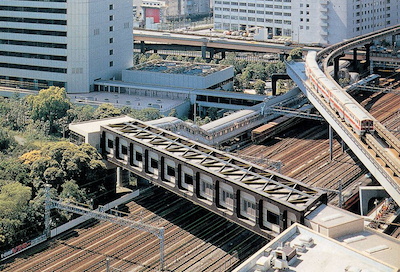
140 41 145 54
365 43 371 68
116 166 123 188
209 48 215 60
221 50 226 59
353 48 358 70
329 125 333 161
201 44 207 59
333 56 340 81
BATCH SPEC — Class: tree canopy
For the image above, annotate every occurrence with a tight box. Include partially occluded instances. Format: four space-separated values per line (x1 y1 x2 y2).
26 87 71 134
0 181 31 247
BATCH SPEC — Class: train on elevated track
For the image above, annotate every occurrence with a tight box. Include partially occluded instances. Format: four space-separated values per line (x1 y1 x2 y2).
305 51 374 136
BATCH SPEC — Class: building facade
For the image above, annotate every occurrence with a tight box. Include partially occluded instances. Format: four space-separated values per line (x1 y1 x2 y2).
213 0 400 44
0 0 133 93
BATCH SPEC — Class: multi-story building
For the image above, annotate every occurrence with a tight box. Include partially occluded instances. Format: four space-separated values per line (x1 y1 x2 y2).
213 0 400 45
0 0 133 93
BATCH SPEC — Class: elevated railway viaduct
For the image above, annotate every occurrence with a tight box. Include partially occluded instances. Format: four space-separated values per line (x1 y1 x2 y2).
287 24 400 206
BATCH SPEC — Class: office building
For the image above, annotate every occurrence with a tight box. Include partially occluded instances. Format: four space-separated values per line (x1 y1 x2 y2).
0 0 133 93
213 0 400 44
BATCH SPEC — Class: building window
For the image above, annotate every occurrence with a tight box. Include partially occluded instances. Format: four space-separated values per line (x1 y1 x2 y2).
107 139 113 148
94 28 100 35
109 61 113 67
222 190 234 206
201 181 213 197
109 26 113 32
243 199 256 217
267 210 279 225
109 49 113 55
167 165 175 176
121 145 128 155
109 4 114 10
109 38 113 43
150 158 158 169
136 152 142 161
109 15 114 21
184 173 193 184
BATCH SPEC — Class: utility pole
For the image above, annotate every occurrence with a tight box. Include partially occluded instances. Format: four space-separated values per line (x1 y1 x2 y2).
44 184 51 238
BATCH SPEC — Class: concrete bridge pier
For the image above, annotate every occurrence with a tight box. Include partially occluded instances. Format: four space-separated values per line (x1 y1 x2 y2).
271 73 290 95
140 41 146 54
333 55 340 81
365 43 372 68
392 34 398 47
353 48 358 71
201 44 207 59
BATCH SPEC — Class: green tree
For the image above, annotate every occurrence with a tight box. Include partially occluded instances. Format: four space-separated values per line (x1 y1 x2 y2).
193 56 206 63
27 87 71 134
0 181 31 248
0 128 13 151
148 53 162 61
68 105 95 123
0 157 29 184
254 79 266 95
20 142 107 200
206 107 219 120
132 108 162 121
0 96 30 131
245 63 266 80
168 108 178 117
93 103 122 119
288 47 303 61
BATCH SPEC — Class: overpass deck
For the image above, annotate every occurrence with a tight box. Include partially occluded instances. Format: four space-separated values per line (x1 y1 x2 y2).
101 119 326 239
286 61 400 206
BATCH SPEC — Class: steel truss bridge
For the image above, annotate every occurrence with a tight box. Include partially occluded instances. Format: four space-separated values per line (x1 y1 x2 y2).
101 120 327 240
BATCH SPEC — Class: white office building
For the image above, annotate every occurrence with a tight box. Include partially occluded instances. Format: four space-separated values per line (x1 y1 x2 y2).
0 0 133 93
213 0 400 45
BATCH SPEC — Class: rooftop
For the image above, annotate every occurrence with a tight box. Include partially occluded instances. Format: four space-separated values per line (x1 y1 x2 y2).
128 60 230 76
233 223 399 272
69 116 135 136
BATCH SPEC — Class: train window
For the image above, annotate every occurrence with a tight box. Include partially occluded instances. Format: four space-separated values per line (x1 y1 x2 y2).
184 173 193 184
167 165 175 176
150 158 158 169
267 210 279 225
136 152 143 161
243 199 256 217
201 181 213 197
107 139 113 148
222 190 234 206
121 145 128 155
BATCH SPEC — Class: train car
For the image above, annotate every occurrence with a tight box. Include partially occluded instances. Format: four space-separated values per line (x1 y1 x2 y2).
251 115 291 143
343 104 374 135
305 50 374 135
329 88 352 119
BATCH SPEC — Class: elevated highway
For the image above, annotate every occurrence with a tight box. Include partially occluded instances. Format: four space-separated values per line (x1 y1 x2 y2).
133 30 321 57
287 24 400 206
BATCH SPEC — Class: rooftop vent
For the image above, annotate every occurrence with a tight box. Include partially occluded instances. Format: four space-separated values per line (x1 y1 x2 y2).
321 213 343 222
365 244 389 254
343 235 366 244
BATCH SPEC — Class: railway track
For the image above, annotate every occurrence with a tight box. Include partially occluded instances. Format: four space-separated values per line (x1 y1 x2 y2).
2 187 266 272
